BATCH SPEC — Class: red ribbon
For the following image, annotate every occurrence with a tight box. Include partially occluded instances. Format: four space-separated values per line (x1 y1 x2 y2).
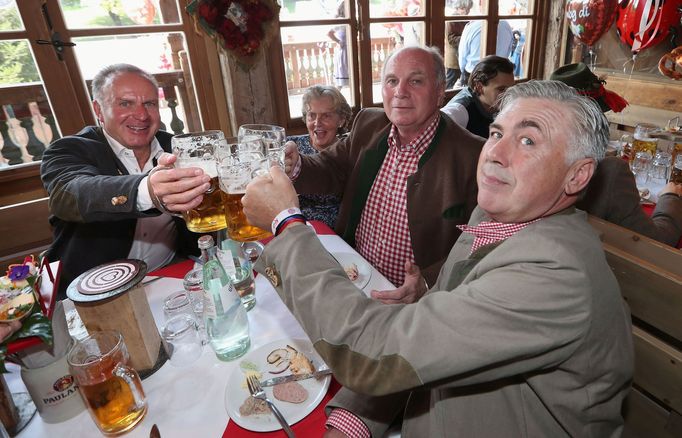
578 84 628 113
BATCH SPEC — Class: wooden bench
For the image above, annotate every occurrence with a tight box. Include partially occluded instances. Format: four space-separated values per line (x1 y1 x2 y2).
0 197 53 272
588 216 682 437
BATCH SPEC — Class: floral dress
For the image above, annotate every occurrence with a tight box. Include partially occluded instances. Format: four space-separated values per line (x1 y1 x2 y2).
288 134 342 229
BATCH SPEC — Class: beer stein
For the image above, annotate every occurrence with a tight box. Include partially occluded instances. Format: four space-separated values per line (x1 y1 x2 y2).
631 151 653 187
67 331 147 435
237 124 286 166
671 155 682 184
218 150 275 242
631 123 659 164
171 130 228 233
649 151 672 185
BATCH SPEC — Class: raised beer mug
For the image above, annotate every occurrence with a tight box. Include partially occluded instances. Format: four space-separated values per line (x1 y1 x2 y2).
631 123 660 164
171 130 228 233
67 331 147 436
218 148 274 242
237 124 286 167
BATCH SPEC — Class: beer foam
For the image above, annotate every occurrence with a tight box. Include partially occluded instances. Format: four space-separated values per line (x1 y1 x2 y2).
179 159 218 178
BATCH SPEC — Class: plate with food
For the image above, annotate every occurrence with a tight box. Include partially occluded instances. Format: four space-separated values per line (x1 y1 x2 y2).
225 338 331 432
0 286 36 322
331 252 372 290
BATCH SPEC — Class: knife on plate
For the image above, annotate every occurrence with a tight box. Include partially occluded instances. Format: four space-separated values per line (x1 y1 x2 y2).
260 369 332 387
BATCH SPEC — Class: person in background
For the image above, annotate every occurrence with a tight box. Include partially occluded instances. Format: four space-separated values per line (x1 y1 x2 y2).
242 80 633 437
327 1 349 90
508 29 525 77
551 62 682 246
442 55 515 138
41 64 207 298
282 46 483 304
444 0 473 89
0 320 21 343
287 85 353 229
458 0 513 85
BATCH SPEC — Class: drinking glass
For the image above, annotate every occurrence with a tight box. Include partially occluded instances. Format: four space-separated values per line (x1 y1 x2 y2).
631 123 659 164
237 124 286 166
218 151 275 242
217 234 256 311
67 331 147 436
671 154 682 184
619 134 634 160
649 151 672 185
162 314 203 367
631 151 653 187
163 291 196 321
171 130 228 233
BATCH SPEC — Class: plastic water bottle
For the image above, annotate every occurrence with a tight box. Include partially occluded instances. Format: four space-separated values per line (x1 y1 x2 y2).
198 235 250 361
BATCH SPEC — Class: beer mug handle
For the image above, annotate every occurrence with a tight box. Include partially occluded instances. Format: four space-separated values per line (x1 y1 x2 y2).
113 364 147 410
148 165 183 217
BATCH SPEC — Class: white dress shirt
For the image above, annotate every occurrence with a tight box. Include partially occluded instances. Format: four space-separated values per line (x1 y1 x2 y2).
103 130 177 271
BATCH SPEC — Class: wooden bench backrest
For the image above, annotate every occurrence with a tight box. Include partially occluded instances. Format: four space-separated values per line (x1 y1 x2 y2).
588 216 682 438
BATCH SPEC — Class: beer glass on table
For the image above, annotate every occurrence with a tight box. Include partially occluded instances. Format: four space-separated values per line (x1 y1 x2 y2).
630 123 660 166
237 124 286 166
671 155 682 184
67 331 147 435
218 150 275 242
171 130 228 233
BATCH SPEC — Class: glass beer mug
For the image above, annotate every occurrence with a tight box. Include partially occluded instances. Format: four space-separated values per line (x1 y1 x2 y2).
237 124 286 166
631 123 660 164
171 130 228 233
67 331 147 435
218 149 274 242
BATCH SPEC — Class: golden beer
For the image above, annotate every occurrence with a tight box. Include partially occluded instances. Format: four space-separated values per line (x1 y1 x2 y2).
68 331 147 436
183 176 227 233
220 190 272 241
630 139 658 164
671 165 682 184
79 375 146 434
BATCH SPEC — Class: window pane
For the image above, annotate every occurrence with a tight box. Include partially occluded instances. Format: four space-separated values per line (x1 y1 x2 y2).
445 0 474 17
281 25 354 118
458 19 487 80
72 33 200 133
0 40 59 168
369 21 425 104
280 0 341 21
0 1 24 31
370 0 423 19
58 0 180 28
507 19 530 79
499 0 531 15
444 20 470 89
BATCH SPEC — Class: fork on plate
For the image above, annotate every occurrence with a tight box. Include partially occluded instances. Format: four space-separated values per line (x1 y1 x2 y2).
246 374 296 438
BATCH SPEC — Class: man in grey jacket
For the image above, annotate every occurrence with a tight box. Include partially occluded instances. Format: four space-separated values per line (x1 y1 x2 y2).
243 81 633 437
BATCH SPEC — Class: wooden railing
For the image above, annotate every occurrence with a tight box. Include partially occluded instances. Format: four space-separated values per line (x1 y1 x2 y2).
0 70 197 168
282 37 394 93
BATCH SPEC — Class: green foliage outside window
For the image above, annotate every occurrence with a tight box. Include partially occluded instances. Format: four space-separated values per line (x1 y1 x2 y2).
0 8 40 85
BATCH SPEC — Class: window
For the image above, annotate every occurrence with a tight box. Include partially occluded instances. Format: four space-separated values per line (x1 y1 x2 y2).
270 0 545 131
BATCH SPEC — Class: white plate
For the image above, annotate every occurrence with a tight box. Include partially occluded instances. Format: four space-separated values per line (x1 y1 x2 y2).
225 338 331 432
331 252 372 290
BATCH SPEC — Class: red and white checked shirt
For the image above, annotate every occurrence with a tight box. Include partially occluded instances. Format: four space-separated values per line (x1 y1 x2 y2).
457 219 540 254
355 114 440 286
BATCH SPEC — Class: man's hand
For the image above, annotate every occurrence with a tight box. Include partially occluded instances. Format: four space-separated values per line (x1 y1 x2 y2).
283 141 300 178
370 261 428 304
0 320 22 343
661 181 682 197
149 152 211 213
243 166 300 231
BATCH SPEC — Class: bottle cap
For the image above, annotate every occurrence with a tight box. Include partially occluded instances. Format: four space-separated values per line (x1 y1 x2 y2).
198 235 214 249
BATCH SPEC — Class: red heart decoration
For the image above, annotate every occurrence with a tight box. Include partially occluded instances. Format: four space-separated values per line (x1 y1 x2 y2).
566 0 620 47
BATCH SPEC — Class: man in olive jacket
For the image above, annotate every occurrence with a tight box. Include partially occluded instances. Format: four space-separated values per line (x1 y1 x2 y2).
243 81 633 437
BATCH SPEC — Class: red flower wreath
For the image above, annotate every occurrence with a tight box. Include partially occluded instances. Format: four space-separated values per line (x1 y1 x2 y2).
187 0 279 62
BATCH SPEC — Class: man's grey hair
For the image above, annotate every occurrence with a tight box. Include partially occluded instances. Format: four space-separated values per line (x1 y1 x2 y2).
497 80 608 164
449 0 474 12
382 46 446 89
91 63 158 103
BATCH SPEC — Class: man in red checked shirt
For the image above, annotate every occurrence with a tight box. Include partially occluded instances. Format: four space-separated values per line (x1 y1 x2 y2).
283 46 483 304
243 80 632 437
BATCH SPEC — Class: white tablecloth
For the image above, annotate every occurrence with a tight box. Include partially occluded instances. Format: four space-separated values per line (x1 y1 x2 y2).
8 234 394 438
